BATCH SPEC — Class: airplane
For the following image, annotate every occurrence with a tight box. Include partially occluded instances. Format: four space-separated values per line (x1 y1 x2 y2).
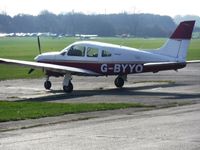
0 20 199 93
75 34 98 40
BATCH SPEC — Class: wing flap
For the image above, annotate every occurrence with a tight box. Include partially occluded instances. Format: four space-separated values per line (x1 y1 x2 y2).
0 58 100 76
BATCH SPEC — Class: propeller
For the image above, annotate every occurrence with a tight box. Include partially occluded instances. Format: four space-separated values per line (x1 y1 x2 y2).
28 36 42 74
28 68 35 74
37 36 42 54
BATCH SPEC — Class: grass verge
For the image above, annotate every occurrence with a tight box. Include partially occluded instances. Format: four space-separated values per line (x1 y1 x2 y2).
0 101 154 122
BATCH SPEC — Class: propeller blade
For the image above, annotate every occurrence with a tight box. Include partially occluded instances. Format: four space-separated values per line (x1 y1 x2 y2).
37 36 41 54
28 68 35 74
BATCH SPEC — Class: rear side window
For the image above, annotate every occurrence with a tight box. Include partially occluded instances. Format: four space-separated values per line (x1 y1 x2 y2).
87 47 98 57
67 45 85 56
102 50 112 57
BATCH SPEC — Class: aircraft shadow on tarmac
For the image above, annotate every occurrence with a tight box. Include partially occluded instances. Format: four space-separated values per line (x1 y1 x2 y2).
19 83 200 102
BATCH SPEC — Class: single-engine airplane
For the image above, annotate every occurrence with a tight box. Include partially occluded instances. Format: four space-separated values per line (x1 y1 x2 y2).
0 20 199 93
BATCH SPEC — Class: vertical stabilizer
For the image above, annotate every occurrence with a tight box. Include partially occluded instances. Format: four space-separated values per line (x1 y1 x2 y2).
154 21 195 62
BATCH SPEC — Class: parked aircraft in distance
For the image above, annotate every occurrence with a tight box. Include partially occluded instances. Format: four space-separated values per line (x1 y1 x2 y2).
75 34 98 40
0 20 199 93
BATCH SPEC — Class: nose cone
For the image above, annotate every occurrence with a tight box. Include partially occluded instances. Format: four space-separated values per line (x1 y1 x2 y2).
34 52 60 62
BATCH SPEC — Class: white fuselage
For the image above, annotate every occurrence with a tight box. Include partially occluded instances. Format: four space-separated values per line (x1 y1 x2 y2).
35 41 178 75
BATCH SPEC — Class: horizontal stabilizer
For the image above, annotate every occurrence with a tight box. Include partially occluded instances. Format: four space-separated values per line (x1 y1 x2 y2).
186 60 200 63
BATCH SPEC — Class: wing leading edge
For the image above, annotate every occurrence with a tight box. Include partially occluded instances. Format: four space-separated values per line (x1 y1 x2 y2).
0 58 100 76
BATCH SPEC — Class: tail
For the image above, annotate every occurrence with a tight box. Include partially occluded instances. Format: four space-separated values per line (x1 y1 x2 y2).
154 20 195 62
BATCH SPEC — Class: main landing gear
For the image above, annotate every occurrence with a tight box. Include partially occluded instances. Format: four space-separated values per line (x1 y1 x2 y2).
44 74 127 93
44 74 73 93
44 76 52 90
62 74 73 93
114 75 127 88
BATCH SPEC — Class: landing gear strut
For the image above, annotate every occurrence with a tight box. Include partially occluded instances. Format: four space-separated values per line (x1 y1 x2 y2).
44 76 52 90
114 75 127 88
63 74 73 93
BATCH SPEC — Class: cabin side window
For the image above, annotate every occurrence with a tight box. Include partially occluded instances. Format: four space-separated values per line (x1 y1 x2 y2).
87 47 98 57
67 45 85 57
102 50 112 57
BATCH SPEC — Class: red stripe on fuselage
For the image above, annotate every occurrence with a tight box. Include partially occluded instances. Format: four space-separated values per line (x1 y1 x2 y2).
40 60 186 76
40 60 144 75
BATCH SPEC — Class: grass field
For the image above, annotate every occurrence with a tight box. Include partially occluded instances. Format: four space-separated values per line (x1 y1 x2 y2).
0 101 152 122
0 37 199 80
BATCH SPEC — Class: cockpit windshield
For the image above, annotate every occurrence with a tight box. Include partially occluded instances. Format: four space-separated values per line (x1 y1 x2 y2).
60 44 72 54
67 45 85 56
60 43 86 57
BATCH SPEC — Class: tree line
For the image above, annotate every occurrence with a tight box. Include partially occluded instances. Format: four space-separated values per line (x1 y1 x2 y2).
0 11 177 37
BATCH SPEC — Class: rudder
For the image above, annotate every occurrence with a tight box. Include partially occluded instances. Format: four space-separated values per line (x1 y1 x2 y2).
153 21 195 62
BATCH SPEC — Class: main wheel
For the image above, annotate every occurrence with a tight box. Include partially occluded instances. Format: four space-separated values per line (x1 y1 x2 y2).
114 77 124 88
63 81 73 93
44 81 51 90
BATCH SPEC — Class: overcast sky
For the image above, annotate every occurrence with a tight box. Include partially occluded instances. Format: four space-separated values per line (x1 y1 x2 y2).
0 0 199 17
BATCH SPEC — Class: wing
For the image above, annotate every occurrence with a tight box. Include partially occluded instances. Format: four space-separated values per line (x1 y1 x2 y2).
0 58 100 76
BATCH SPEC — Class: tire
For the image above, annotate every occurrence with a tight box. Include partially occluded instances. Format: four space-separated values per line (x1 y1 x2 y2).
114 77 124 88
63 81 73 93
44 81 51 90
